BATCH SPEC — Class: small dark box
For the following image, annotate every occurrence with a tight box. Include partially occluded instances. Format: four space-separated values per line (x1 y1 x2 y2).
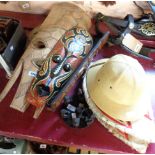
0 16 27 76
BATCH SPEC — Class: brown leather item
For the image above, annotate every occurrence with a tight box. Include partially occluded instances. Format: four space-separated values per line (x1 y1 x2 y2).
0 2 92 118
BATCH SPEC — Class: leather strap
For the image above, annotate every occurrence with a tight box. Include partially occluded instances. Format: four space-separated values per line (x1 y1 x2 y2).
95 13 155 62
121 45 154 62
111 38 155 61
95 13 155 38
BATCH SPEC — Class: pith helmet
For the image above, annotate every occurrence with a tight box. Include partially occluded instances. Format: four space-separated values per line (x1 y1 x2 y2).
83 54 150 121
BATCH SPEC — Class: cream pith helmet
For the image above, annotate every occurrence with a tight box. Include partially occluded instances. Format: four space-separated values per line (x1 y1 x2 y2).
83 54 150 121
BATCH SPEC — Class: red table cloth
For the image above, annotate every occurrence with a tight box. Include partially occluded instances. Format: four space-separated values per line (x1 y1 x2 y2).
0 11 155 153
0 45 155 153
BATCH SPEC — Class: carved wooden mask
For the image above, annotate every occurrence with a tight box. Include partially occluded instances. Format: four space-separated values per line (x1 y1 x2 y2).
26 27 93 108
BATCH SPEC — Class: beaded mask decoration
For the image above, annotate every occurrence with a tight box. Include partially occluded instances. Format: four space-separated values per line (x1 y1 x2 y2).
138 22 155 36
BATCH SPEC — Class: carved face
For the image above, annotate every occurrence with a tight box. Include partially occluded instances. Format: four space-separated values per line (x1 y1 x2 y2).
26 27 93 108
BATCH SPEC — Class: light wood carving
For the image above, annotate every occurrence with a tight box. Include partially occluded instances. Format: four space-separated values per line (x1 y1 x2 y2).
0 2 91 118
0 1 150 19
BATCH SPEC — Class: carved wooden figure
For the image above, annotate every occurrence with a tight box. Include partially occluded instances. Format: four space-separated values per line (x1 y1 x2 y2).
0 2 92 117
